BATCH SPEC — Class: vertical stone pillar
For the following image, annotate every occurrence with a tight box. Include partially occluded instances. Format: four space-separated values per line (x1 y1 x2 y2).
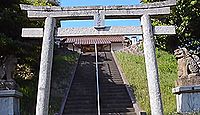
36 17 56 115
141 14 164 115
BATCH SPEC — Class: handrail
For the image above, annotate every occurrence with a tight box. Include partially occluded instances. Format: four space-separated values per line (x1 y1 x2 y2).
95 44 101 115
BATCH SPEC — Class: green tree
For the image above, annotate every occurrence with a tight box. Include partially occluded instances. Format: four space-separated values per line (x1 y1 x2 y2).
0 0 57 114
141 0 200 54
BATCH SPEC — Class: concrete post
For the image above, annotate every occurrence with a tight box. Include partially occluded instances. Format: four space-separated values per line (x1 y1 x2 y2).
141 14 164 115
36 17 56 115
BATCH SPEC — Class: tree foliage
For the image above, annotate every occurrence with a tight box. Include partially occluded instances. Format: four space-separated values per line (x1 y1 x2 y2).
141 0 200 54
0 0 55 114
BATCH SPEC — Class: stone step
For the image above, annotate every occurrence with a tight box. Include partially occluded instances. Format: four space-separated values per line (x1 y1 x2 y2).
100 90 128 93
66 100 96 105
70 85 96 88
71 83 96 86
100 96 131 101
100 89 127 92
100 80 123 82
100 86 127 90
99 79 123 82
99 78 123 81
64 108 97 113
72 80 96 83
100 99 132 104
100 88 127 93
101 107 135 113
101 103 133 108
101 112 137 115
100 83 125 86
63 113 97 115
65 104 97 109
67 96 96 100
101 94 131 98
69 90 96 94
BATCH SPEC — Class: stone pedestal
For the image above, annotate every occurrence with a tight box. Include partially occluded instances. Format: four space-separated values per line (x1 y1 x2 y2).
173 85 200 113
0 90 23 115
176 76 200 86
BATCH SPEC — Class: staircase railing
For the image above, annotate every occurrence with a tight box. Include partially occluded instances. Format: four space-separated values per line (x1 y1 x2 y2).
95 44 101 115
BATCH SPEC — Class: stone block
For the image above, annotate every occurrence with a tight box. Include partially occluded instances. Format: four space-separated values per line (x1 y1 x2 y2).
176 76 200 86
173 86 200 113
22 28 43 38
0 90 22 115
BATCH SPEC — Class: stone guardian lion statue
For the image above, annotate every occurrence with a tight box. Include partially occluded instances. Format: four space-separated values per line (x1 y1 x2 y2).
174 48 200 78
0 55 18 90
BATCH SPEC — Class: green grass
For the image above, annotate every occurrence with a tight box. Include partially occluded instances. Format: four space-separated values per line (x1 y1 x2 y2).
115 49 177 114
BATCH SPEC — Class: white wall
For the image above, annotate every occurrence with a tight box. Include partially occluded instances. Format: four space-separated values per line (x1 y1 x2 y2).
111 43 123 51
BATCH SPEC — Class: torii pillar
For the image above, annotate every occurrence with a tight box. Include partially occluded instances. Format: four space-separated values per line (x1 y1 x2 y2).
141 14 164 115
36 17 56 115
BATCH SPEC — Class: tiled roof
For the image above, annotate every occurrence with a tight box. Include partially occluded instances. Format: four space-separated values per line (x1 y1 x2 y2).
63 36 123 45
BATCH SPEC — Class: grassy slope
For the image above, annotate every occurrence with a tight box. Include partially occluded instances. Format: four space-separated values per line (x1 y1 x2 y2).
115 49 177 114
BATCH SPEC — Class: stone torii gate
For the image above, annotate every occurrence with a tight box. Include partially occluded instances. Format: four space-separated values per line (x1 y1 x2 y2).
20 0 176 115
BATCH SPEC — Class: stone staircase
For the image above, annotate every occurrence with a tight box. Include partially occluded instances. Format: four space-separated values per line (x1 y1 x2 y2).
98 52 136 115
63 53 97 115
63 52 136 115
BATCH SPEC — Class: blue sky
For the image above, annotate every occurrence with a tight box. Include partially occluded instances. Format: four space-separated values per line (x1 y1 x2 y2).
60 0 141 27
60 0 140 6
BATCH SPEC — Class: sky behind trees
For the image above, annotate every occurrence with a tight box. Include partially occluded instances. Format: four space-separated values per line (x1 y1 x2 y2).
60 0 141 27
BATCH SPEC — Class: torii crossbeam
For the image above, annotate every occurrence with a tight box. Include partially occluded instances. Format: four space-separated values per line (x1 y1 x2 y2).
22 26 175 37
20 0 176 115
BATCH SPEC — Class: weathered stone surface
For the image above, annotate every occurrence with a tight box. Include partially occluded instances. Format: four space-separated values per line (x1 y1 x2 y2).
0 90 22 115
123 44 144 56
22 26 175 37
36 17 56 115
57 26 142 36
173 86 200 113
174 48 200 86
176 76 200 86
26 7 171 19
20 0 176 11
22 28 43 38
94 11 105 27
141 14 163 115
20 0 175 19
153 26 176 34
0 55 17 81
